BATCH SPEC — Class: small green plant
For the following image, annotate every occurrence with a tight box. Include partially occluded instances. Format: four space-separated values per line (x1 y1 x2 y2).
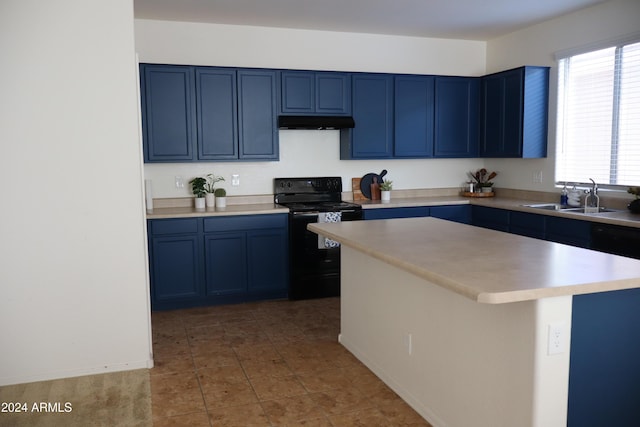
214 188 226 197
379 179 393 191
628 187 640 199
189 177 207 198
205 174 225 193
468 168 497 187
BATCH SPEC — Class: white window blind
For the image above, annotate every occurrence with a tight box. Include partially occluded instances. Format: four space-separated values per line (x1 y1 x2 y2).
556 40 640 187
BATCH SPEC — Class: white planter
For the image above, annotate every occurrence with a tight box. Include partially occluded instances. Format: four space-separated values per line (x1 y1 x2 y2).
481 187 493 193
205 193 215 208
381 190 391 201
216 196 227 208
194 197 206 209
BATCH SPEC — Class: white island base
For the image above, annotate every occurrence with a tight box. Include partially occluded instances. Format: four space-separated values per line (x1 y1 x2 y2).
340 246 571 427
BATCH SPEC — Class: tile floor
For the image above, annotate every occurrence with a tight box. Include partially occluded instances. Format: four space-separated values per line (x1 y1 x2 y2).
150 297 432 426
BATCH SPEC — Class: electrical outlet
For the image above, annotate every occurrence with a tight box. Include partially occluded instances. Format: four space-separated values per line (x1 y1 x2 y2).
533 171 543 184
547 322 566 355
404 333 412 355
232 174 240 186
175 176 184 189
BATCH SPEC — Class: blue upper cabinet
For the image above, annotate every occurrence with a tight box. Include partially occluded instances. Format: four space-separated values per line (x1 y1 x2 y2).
481 66 549 158
394 75 435 158
281 71 351 115
434 76 480 158
141 64 279 163
196 67 238 160
341 73 394 159
237 69 279 160
140 65 196 162
316 72 351 115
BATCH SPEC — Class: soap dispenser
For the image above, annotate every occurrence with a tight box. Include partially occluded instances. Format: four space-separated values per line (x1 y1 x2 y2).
560 183 568 206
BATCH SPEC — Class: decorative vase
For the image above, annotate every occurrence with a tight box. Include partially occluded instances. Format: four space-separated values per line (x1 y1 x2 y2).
194 197 205 209
216 196 227 208
205 193 215 208
628 199 640 214
381 190 391 201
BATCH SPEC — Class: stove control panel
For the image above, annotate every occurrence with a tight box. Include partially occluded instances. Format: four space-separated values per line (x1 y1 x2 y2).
274 177 342 194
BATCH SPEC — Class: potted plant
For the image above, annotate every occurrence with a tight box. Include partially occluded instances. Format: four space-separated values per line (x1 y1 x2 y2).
214 187 227 208
468 169 497 193
628 187 640 213
189 177 207 209
205 173 225 208
380 179 393 201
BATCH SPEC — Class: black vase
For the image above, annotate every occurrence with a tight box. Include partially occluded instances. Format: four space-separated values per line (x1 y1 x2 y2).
628 199 640 214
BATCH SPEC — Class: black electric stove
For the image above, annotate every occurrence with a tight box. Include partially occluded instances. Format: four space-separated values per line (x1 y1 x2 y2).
274 177 363 300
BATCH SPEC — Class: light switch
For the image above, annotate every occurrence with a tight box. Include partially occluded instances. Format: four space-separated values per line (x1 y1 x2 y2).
232 174 240 186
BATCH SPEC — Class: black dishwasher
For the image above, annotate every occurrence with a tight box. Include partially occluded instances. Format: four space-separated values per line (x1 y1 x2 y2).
590 223 640 259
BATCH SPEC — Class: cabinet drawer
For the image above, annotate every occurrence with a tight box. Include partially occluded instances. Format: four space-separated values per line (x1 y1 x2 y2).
149 218 199 235
204 214 287 233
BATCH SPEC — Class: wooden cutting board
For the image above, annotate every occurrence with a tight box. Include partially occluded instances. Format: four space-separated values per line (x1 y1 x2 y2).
352 178 366 201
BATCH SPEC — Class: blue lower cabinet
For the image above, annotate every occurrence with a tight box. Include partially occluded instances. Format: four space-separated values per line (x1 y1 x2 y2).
363 206 430 220
429 205 471 224
148 215 288 310
150 235 202 306
471 206 510 231
569 288 640 427
246 229 288 297
509 211 545 239
204 232 247 296
545 216 591 248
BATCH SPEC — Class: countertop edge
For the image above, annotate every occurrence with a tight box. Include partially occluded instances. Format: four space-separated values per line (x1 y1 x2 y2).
146 204 289 219
308 220 640 304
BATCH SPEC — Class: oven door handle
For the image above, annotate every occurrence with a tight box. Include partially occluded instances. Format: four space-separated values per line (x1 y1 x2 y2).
291 212 320 217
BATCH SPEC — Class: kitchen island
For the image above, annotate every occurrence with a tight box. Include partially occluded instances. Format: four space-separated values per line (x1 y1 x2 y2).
308 217 640 427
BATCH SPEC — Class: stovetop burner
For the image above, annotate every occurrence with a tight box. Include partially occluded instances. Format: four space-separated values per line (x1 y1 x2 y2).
273 177 361 213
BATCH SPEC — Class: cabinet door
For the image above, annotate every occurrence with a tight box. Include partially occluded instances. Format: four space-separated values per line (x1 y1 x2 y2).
394 75 435 157
481 66 548 158
509 211 545 239
140 65 195 162
481 69 524 157
237 69 279 160
196 68 238 160
316 72 351 115
481 73 507 157
342 74 393 159
545 217 591 248
281 71 314 114
150 235 201 305
430 205 471 224
471 206 510 231
434 77 480 158
246 228 288 296
204 232 247 295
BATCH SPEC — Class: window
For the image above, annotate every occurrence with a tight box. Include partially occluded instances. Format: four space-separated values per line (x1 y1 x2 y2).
556 39 640 187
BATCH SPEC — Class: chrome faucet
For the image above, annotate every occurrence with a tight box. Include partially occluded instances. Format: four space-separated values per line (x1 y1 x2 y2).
586 178 599 208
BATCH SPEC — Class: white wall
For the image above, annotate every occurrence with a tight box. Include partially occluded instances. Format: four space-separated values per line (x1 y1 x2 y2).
0 0 152 385
485 0 640 193
135 20 487 197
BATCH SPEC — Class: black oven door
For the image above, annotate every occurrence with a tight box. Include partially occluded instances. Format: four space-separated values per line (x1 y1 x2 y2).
288 209 362 300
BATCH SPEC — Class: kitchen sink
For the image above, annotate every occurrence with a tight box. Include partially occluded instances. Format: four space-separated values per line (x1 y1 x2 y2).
522 204 621 214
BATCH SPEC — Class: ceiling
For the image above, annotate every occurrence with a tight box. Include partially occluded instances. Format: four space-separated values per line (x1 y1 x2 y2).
133 0 608 41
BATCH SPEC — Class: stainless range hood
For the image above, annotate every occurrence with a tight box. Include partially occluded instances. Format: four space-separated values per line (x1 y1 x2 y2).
278 115 355 130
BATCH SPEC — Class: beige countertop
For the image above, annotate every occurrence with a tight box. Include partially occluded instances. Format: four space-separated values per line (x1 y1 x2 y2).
145 192 640 228
308 217 640 304
361 194 640 228
146 203 289 219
